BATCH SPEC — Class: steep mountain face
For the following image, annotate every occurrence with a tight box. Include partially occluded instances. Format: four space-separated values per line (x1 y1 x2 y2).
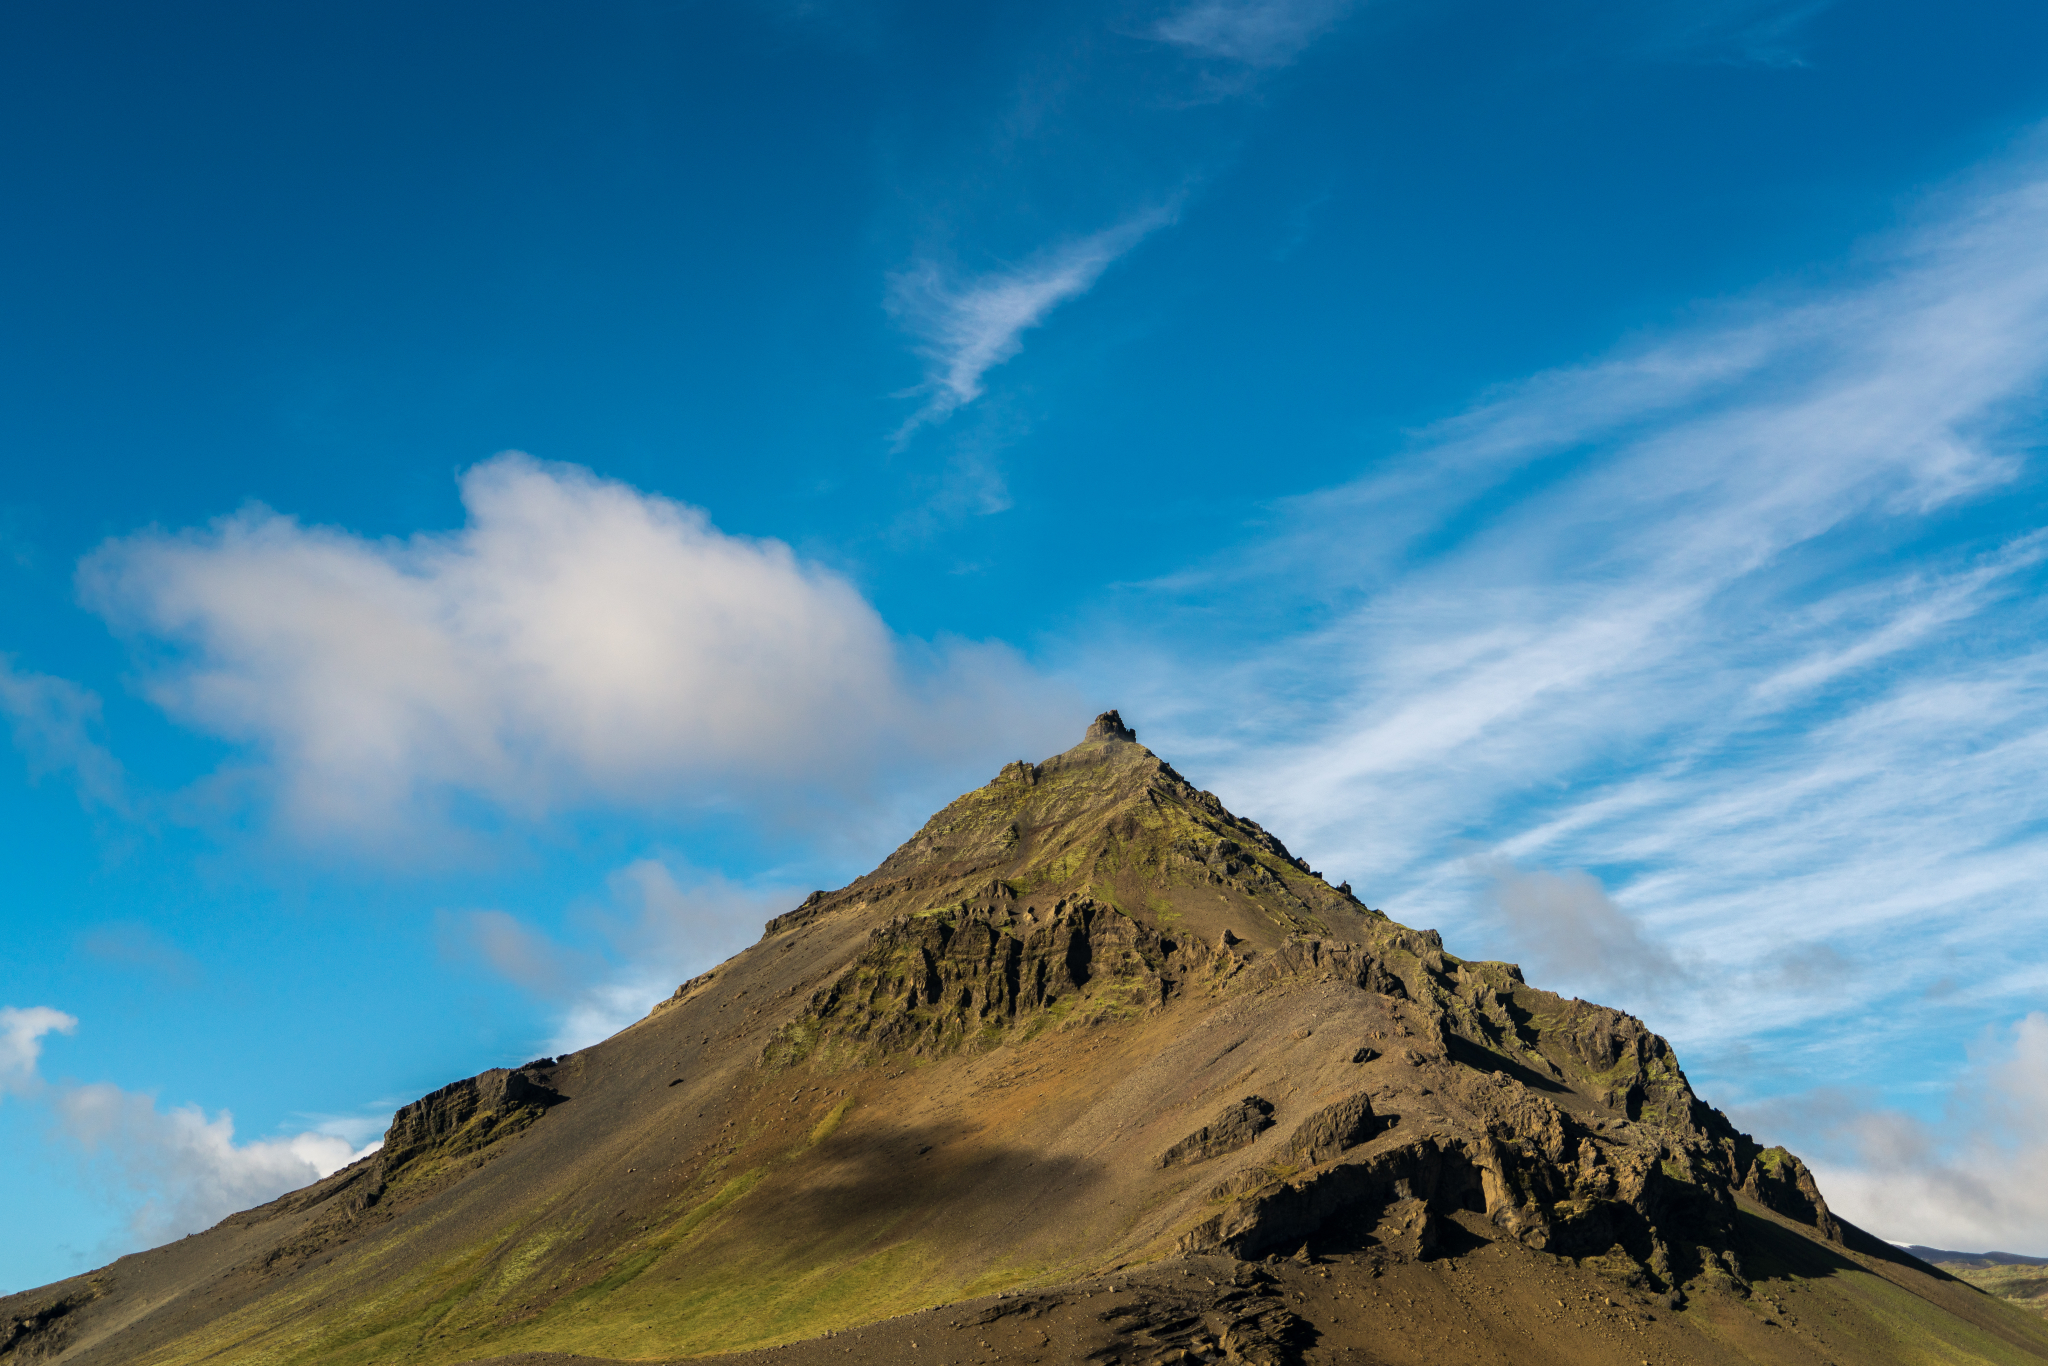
5 715 2046 1366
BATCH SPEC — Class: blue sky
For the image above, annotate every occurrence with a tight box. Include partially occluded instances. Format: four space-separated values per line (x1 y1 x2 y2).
5 0 2048 1290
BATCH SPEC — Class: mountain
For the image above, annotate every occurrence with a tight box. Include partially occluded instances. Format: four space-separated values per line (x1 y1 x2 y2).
7 714 2047 1365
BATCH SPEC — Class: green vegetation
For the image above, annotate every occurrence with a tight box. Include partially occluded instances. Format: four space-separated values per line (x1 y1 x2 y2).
1938 1263 2048 1318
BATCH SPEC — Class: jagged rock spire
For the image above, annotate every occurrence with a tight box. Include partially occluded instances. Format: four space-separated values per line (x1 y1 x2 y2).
1086 709 1137 743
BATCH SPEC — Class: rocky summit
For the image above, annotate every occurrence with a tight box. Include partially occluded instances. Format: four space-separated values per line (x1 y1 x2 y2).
6 715 2046 1366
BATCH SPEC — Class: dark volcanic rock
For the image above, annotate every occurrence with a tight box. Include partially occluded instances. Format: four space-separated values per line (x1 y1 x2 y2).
1084 709 1137 742
1264 934 1408 998
1740 1144 1843 1241
1160 1096 1277 1168
1284 1091 1378 1166
381 1066 565 1175
1 1284 99 1361
765 891 1203 1067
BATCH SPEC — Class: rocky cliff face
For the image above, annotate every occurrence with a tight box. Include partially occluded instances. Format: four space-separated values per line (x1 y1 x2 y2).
380 1064 566 1179
763 892 1179 1065
4 712 2038 1366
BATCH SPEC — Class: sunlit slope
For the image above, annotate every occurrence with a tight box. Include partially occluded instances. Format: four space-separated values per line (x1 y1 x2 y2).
4 715 2044 1366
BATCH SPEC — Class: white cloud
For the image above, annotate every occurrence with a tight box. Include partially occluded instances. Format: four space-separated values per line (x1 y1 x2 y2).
4 1004 377 1256
452 857 788 1057
1778 1014 2048 1256
1153 0 1357 67
889 208 1175 439
80 453 1070 847
0 659 126 813
294 1104 401 1153
1099 139 2048 1251
0 1006 77 1097
53 1084 374 1252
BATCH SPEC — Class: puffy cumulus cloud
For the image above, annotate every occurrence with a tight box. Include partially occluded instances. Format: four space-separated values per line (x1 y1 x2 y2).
1774 1014 2048 1256
52 1084 376 1252
79 453 1068 846
0 1006 77 1096
448 857 788 1057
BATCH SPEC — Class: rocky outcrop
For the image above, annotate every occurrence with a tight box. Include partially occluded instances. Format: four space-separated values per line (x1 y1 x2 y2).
1085 710 1138 743
1160 1097 1276 1168
1262 936 1408 999
1180 1135 1486 1259
767 894 1194 1067
381 1064 565 1178
189 1060 573 1288
1740 1145 1842 1241
761 890 830 939
1283 1092 1379 1166
1169 945 1845 1294
1546 1003 1701 1129
0 1283 100 1362
1171 1053 1818 1293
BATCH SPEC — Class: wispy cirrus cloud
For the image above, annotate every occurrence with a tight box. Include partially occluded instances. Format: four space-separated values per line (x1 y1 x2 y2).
888 207 1176 440
1152 0 1358 68
1640 0 1838 68
1106 142 2048 1249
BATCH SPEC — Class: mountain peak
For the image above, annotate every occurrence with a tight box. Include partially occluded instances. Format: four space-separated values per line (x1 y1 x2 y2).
1084 708 1138 743
771 713 1367 959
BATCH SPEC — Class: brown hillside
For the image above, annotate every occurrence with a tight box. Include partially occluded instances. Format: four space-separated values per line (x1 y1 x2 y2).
5 714 2045 1366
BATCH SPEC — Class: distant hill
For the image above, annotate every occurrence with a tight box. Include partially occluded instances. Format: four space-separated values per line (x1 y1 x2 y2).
1909 1249 2048 1320
1910 1247 2048 1270
7 714 2048 1365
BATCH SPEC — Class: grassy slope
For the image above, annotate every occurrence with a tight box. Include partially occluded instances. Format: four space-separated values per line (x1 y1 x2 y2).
1938 1265 2048 1320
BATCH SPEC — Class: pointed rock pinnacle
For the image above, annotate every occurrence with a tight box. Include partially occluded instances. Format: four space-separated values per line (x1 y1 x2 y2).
1086 709 1137 743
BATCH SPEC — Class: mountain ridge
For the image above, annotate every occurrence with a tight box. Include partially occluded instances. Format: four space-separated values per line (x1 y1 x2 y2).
5 713 2045 1366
